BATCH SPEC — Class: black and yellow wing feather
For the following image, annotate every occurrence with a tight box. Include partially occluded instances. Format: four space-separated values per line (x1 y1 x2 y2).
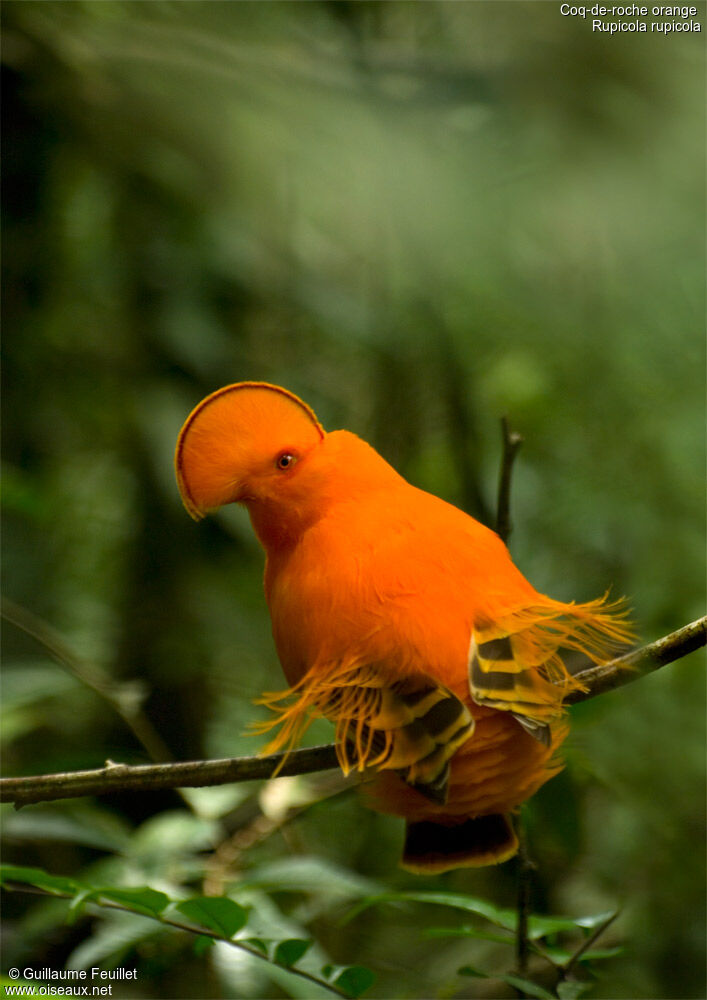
256 662 474 805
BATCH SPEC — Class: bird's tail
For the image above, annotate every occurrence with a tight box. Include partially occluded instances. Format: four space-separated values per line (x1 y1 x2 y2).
402 814 518 873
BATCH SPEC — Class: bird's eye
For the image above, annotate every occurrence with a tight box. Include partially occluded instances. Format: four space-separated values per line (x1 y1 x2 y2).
276 452 296 471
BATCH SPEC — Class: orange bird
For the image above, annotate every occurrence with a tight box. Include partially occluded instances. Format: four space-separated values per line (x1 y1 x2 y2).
175 382 632 873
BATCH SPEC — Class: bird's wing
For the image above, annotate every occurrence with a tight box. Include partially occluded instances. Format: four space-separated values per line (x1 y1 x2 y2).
256 661 474 806
469 629 560 746
469 598 632 745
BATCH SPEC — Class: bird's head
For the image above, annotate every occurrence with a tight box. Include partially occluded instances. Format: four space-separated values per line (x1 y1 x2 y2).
175 382 325 522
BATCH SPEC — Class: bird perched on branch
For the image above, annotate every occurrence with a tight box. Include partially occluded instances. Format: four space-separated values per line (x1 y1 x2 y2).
175 382 632 873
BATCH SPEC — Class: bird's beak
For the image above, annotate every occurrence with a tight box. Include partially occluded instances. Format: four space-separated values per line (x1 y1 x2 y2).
176 448 247 520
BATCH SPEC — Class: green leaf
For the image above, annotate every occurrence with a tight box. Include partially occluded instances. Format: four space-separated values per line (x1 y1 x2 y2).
557 981 593 999
242 857 381 901
96 887 170 918
193 935 216 956
273 938 312 967
458 964 490 977
353 892 619 943
0 663 80 709
259 961 335 1000
180 784 251 819
578 946 623 963
2 804 131 852
348 891 517 932
67 888 100 923
528 910 618 938
333 966 376 998
242 936 270 955
527 914 586 937
542 944 624 965
67 911 163 970
0 866 172 924
502 974 555 999
322 965 376 998
129 811 219 858
0 864 79 896
574 910 618 930
175 896 249 938
425 924 513 945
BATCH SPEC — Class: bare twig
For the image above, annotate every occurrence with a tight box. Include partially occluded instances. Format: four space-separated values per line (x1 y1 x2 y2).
0 745 342 808
514 816 536 991
496 416 524 544
0 618 703 808
560 910 620 981
564 615 706 704
494 418 533 994
496 428 534 995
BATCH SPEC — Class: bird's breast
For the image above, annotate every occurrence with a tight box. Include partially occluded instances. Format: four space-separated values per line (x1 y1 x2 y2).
264 517 474 693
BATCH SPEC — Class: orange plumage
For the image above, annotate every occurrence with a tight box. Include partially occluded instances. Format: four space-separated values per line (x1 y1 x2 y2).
176 382 632 872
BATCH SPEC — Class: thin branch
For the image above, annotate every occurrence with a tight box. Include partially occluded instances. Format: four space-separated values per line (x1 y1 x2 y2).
0 618 703 808
2 883 351 999
0 745 341 808
514 815 536 990
560 910 620 980
496 416 524 544
495 416 530 995
564 615 706 704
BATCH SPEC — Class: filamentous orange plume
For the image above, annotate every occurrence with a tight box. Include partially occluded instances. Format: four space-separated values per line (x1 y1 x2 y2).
176 382 633 872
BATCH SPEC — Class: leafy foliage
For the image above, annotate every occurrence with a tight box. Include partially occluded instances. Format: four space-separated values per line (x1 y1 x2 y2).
1 861 625 999
1 864 374 998
176 896 249 938
352 889 622 997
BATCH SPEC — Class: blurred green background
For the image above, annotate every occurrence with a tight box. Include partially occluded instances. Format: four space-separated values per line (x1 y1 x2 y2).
2 2 704 998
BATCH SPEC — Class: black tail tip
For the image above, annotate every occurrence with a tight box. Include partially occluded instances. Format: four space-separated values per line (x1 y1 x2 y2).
402 814 519 873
